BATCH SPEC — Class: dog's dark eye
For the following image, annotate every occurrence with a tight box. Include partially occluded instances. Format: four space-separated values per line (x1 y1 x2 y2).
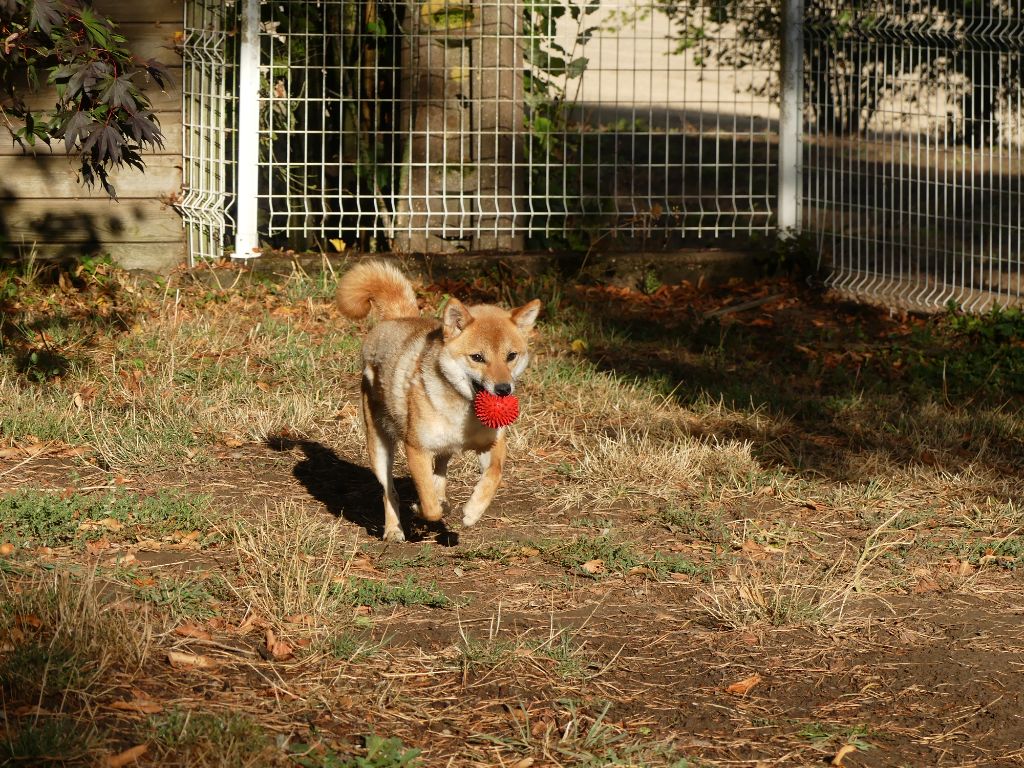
470 353 485 363
506 351 518 362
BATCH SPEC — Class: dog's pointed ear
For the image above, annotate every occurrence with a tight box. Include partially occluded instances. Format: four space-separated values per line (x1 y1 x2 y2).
511 299 542 334
443 297 472 341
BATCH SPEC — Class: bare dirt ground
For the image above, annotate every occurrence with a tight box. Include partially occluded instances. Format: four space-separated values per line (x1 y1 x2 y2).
1 256 1023 767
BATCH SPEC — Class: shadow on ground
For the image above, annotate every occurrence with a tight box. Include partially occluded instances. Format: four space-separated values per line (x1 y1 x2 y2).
434 261 1023 488
570 283 1024 485
0 250 138 382
266 436 458 545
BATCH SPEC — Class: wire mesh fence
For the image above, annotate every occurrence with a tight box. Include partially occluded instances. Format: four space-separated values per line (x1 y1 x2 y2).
177 0 1024 312
178 0 779 258
177 2 237 264
804 0 1024 311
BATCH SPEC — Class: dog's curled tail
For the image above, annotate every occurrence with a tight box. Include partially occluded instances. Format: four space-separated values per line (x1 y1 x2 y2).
336 261 419 321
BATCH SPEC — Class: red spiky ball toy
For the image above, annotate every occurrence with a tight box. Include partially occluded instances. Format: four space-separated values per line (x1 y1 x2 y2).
473 390 520 428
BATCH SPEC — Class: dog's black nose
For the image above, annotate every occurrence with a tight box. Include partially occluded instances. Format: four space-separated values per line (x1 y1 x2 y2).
494 383 512 396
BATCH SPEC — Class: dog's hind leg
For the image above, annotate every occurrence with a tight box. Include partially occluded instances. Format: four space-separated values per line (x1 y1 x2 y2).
363 377 403 541
462 431 506 527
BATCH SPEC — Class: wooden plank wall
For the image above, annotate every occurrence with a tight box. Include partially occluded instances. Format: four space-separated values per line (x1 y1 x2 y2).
0 0 185 272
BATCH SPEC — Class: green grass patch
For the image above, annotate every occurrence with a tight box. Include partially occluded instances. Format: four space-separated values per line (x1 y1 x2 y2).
0 640 81 700
659 504 732 545
452 541 519 565
537 633 594 679
290 734 422 768
953 535 1024 570
148 708 272 765
325 630 387 662
797 722 872 751
0 716 102 766
128 573 222 619
0 488 211 548
470 699 690 767
550 534 705 580
381 544 441 570
334 575 450 608
456 636 518 671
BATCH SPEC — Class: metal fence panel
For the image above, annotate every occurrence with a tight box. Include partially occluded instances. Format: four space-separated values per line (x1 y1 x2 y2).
177 2 237 264
804 0 1024 312
180 0 780 258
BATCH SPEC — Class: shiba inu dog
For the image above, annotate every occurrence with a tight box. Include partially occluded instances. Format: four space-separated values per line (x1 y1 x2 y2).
336 261 541 542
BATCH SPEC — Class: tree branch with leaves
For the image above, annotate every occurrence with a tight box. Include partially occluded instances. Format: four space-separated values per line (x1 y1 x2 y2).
0 0 169 198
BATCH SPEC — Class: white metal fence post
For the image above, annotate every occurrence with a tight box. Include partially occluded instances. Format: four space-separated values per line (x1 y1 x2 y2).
233 0 261 259
778 0 804 238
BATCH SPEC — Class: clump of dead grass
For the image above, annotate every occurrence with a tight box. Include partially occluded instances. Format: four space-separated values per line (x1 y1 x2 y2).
0 568 156 708
696 558 850 631
553 427 761 510
508 355 772 511
229 500 355 627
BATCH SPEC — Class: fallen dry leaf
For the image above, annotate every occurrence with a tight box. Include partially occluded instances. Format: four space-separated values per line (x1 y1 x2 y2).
262 628 295 661
109 698 163 715
726 672 762 696
166 530 202 551
13 705 50 716
86 539 111 556
350 552 376 570
17 614 43 629
79 517 124 532
948 558 977 577
511 759 536 768
235 613 270 635
628 565 655 578
167 650 216 670
580 559 605 575
174 623 212 641
107 744 148 767
741 539 766 557
830 743 859 766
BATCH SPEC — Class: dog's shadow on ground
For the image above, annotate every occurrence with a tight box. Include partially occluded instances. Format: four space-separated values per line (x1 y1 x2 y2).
266 437 458 546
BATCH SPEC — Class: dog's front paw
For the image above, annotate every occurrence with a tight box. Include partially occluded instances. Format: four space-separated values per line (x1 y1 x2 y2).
382 526 406 543
461 503 486 528
411 500 446 522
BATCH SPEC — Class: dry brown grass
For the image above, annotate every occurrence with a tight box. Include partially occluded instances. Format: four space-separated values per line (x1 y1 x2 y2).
3 262 1024 766
229 500 356 627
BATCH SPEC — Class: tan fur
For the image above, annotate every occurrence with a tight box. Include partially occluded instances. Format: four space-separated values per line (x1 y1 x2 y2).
336 260 419 321
338 261 541 541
